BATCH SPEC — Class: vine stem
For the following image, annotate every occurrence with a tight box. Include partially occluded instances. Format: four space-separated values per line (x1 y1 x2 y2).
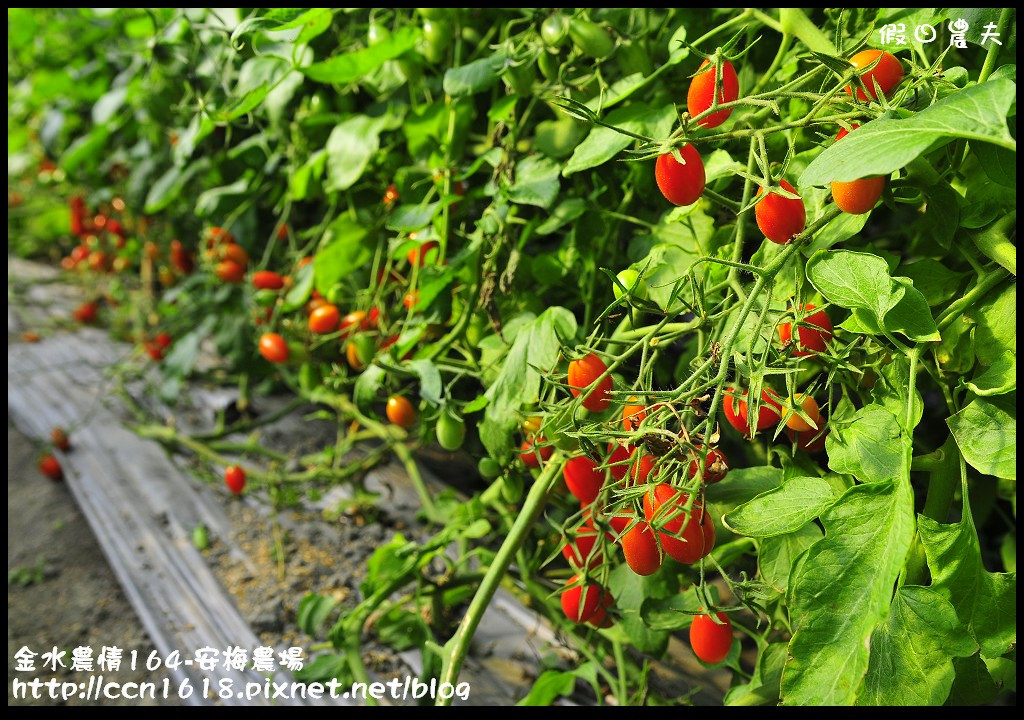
436 455 564 705
977 8 1012 84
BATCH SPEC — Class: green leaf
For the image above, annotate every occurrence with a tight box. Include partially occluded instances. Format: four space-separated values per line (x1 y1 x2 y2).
325 115 388 192
639 586 701 631
517 670 576 706
314 216 372 296
282 261 314 312
782 479 915 705
964 354 1016 396
302 26 420 84
144 159 209 214
919 482 1017 658
706 466 785 506
871 355 924 433
899 259 967 307
296 593 339 636
563 103 675 176
536 198 587 235
806 250 938 342
758 524 823 596
92 85 128 125
443 52 508 96
608 563 673 655
480 308 577 460
724 477 839 538
965 284 1015 367
826 404 906 483
353 365 385 411
407 359 442 406
857 586 977 705
725 643 788 706
946 654 1004 705
946 396 1017 480
507 155 561 209
800 79 1017 186
386 202 438 232
61 127 110 174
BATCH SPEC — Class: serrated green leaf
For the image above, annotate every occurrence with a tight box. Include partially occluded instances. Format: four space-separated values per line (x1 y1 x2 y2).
947 396 1016 480
725 477 839 538
826 404 907 483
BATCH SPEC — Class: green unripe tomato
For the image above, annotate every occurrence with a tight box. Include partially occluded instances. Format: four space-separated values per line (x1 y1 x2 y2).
368 20 391 45
416 7 451 21
461 25 481 45
478 456 502 478
421 19 452 64
538 48 560 81
569 18 614 59
253 288 278 307
613 268 648 299
298 362 320 394
541 13 569 48
350 334 376 367
504 61 536 97
436 409 466 451
192 524 209 550
465 313 488 346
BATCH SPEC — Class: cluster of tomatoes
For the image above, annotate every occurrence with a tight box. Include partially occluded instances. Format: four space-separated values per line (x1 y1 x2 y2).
61 195 129 274
656 49 904 239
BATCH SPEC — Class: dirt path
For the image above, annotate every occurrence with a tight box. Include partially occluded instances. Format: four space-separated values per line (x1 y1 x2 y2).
7 420 178 706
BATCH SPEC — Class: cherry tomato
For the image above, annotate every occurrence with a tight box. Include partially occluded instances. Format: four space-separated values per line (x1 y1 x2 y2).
386 395 417 428
688 446 729 483
39 454 62 481
561 575 602 623
613 268 647 300
785 394 823 432
629 452 657 484
52 427 71 451
562 524 603 569
755 179 806 244
73 301 98 324
563 456 604 504
171 240 194 274
436 410 466 451
407 240 439 267
403 290 420 310
621 520 662 575
723 388 781 435
421 18 452 64
224 465 246 495
690 612 733 664
339 310 367 337
622 397 647 432
215 260 245 284
642 485 708 564
309 304 340 334
382 183 399 206
687 59 739 129
606 443 632 482
831 126 886 214
540 12 569 47
568 353 613 412
587 590 615 628
846 49 903 101
568 17 613 59
522 415 543 435
252 271 285 290
655 145 705 206
346 336 374 371
779 304 833 356
520 436 553 468
219 242 249 268
258 333 289 364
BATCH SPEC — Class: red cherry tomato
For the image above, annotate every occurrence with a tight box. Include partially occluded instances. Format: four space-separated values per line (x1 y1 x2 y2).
564 456 604 504
779 303 833 356
309 304 340 334
755 179 806 245
606 443 632 482
687 59 739 128
723 388 782 435
252 271 285 290
52 427 71 451
642 485 708 564
688 446 729 484
339 310 367 337
386 395 417 428
258 333 289 364
568 353 613 412
562 524 603 569
73 301 99 324
846 49 903 101
622 398 647 432
690 611 734 664
403 290 420 310
787 426 829 454
621 520 663 576
831 125 886 214
39 454 63 481
224 465 246 495
215 260 245 284
587 590 615 628
629 452 657 485
655 145 706 206
561 575 602 623
520 436 553 468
